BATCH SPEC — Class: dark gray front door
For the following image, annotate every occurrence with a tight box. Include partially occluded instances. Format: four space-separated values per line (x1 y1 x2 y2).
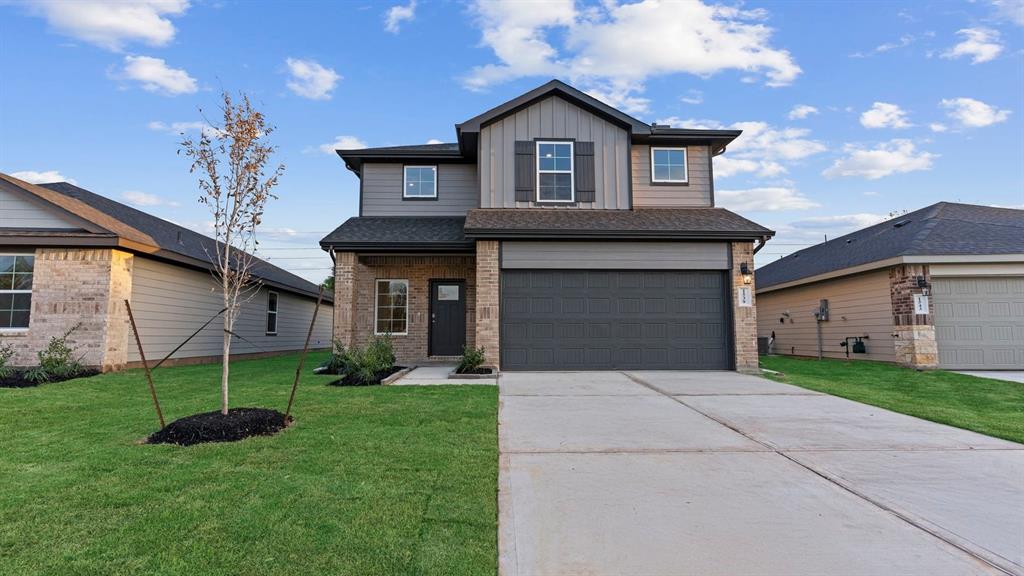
501 270 729 371
430 280 466 356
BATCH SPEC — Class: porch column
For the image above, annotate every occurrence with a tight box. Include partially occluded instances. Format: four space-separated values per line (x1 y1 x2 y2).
890 264 938 368
333 251 357 348
731 241 759 373
475 240 500 369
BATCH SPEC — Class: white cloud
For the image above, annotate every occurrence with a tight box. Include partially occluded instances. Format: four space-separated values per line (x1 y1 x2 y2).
874 34 915 53
318 135 367 154
425 138 444 144
939 97 1011 128
823 139 937 180
788 105 818 120
791 213 887 229
285 58 340 100
859 102 912 129
714 157 786 178
148 120 224 137
463 0 799 113
384 0 416 33
120 55 197 95
121 190 179 207
929 122 948 133
24 0 189 51
942 28 1003 64
680 90 703 105
992 0 1024 26
10 170 76 185
716 187 820 211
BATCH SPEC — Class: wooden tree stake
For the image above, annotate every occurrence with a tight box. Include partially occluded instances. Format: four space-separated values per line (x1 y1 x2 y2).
125 299 165 429
286 286 324 420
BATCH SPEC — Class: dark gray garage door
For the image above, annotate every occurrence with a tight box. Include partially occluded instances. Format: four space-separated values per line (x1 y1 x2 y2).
501 270 730 371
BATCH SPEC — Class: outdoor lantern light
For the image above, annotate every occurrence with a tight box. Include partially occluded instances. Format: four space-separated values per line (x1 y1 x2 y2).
740 262 752 285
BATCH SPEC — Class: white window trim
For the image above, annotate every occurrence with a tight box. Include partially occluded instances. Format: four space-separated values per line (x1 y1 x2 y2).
0 253 33 332
403 165 438 199
374 278 409 336
266 290 279 335
650 146 689 183
535 140 574 203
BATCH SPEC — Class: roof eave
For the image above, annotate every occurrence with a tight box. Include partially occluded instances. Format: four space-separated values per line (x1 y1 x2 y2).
463 229 773 241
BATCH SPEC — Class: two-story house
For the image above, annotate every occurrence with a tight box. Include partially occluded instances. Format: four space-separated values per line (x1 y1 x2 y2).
320 80 773 371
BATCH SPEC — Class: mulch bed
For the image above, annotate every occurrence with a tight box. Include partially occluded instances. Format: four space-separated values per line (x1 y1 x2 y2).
147 408 290 446
328 366 405 387
456 367 494 375
0 369 100 389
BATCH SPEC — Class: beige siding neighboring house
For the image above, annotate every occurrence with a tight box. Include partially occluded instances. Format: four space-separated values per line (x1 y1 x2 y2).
756 202 1024 370
0 173 332 370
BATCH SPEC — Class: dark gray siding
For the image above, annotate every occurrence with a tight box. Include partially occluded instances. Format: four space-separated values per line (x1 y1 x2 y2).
479 95 631 209
501 241 729 270
361 163 478 216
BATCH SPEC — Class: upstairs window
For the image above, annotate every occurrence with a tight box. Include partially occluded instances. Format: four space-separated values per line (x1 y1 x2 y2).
404 166 437 198
536 141 574 202
0 254 33 330
266 291 279 335
651 147 688 183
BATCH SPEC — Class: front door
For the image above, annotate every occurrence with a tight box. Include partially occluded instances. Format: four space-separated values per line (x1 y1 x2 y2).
430 280 466 356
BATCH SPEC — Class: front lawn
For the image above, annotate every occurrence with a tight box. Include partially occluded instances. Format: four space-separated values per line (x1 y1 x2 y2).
760 355 1024 444
0 353 498 576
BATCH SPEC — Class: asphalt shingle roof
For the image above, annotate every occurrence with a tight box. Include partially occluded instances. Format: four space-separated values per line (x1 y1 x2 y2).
320 217 472 250
757 202 1024 289
37 182 329 300
464 208 773 239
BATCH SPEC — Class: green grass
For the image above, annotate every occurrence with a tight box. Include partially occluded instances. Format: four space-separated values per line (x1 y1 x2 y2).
0 353 498 576
760 355 1024 444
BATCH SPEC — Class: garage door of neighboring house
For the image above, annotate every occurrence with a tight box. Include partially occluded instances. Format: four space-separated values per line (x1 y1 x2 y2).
501 269 730 371
932 276 1024 369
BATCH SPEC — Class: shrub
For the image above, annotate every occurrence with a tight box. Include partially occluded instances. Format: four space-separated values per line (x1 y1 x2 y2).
457 345 486 374
318 339 349 374
343 335 396 385
25 323 85 384
0 341 14 380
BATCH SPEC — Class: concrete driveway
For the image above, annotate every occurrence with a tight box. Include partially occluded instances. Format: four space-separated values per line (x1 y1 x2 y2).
499 371 1023 576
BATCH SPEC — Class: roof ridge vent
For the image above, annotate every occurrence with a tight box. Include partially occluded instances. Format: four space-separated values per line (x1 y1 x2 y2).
892 219 911 228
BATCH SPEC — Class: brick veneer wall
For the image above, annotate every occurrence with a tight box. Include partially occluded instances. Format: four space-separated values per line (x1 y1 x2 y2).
731 241 759 373
333 253 477 364
890 263 938 368
6 248 134 370
474 240 500 369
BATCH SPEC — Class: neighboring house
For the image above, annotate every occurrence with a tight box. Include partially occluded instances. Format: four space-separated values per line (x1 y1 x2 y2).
0 173 333 370
756 202 1024 370
321 80 773 371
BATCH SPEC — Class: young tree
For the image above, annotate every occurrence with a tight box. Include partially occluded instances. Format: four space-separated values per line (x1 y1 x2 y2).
181 92 284 415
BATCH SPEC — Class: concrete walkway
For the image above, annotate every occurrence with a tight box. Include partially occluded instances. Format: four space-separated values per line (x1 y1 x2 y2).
499 371 1023 576
390 365 497 385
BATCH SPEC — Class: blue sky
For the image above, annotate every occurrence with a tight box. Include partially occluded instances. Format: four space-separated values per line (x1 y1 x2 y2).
1 0 1021 281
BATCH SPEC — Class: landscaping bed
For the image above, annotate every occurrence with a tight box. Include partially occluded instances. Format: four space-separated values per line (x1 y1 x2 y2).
760 355 1024 444
147 407 290 446
0 368 100 388
328 365 406 386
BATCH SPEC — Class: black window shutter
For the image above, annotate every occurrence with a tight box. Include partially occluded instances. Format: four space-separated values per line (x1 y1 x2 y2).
514 141 535 202
575 141 596 203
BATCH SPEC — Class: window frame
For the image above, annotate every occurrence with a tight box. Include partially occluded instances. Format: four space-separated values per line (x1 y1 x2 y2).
402 165 438 200
265 290 279 336
0 253 34 332
535 140 575 203
650 146 689 185
374 279 409 336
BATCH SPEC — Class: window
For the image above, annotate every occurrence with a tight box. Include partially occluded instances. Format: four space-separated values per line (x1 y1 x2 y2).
375 279 408 335
0 254 33 330
403 166 437 198
536 141 574 202
266 291 278 335
651 147 688 183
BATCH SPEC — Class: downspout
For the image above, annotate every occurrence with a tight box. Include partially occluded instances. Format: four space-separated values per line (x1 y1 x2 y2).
753 235 769 255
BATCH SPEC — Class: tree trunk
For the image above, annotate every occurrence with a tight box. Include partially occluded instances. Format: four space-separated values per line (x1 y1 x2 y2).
221 273 231 416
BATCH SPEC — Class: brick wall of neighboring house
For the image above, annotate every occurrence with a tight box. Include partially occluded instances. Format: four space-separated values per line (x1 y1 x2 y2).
731 241 759 373
333 254 477 364
890 263 938 368
6 248 134 370
474 240 500 369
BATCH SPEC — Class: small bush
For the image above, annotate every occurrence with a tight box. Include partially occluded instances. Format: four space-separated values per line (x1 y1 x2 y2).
0 342 14 380
457 345 487 374
318 339 349 374
25 323 85 384
330 335 397 386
